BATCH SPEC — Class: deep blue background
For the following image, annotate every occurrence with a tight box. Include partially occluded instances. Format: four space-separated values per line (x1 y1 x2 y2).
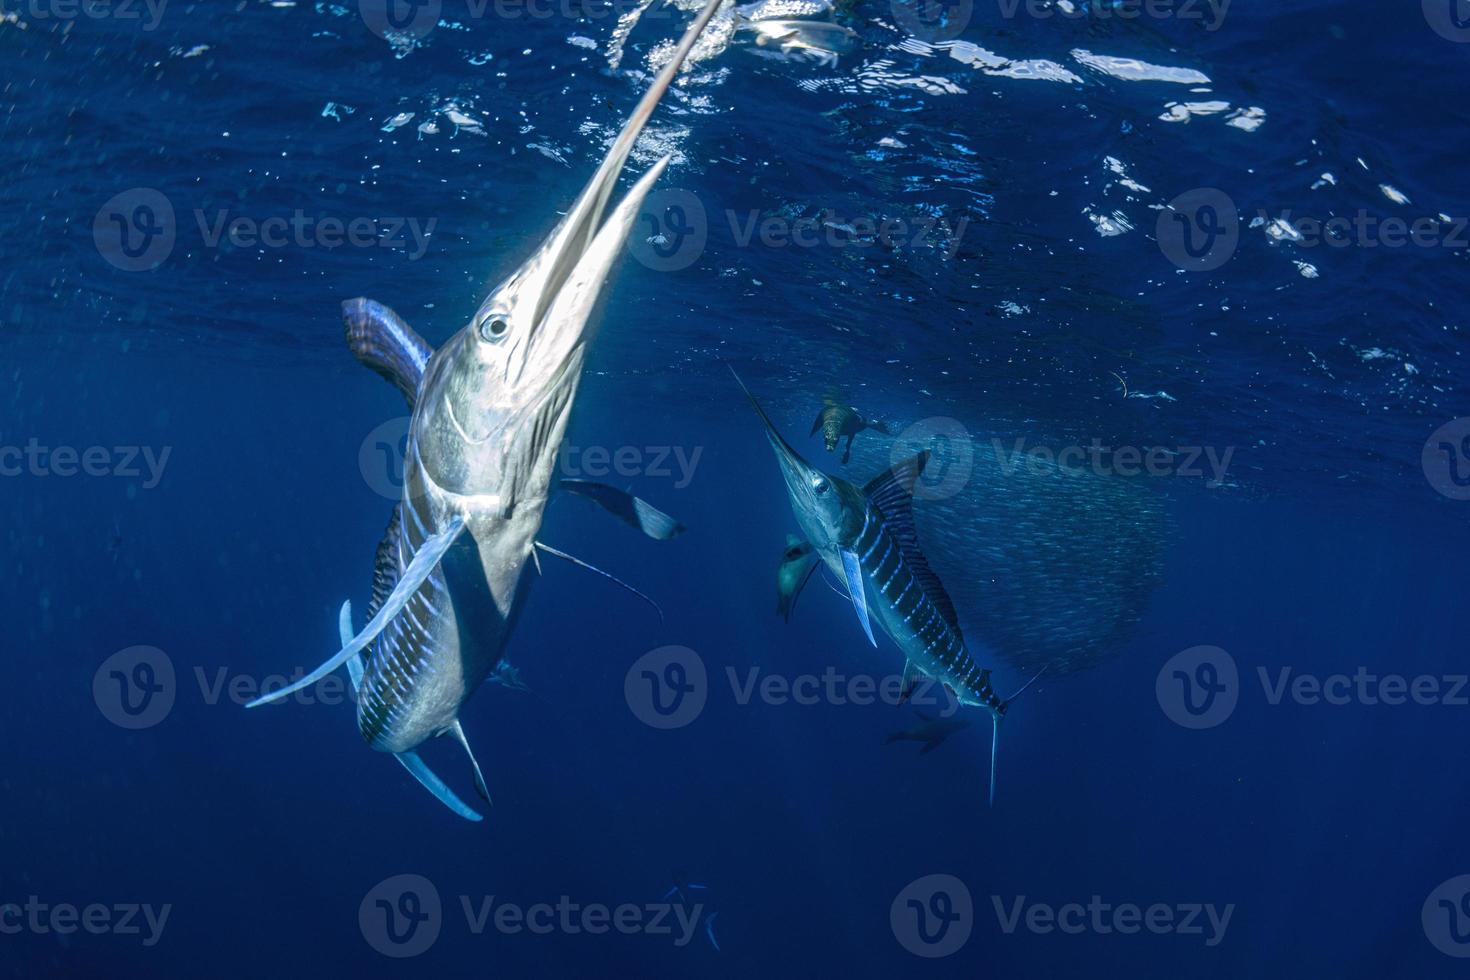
3 1 1469 977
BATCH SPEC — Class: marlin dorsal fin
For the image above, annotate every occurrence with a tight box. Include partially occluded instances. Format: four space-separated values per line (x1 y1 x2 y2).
862 452 963 635
861 451 929 524
343 298 433 406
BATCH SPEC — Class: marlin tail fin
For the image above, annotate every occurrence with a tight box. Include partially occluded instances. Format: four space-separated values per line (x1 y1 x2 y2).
337 600 485 822
988 666 1048 807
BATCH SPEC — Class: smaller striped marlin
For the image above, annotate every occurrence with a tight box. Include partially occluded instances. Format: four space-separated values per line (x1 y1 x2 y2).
730 366 1042 804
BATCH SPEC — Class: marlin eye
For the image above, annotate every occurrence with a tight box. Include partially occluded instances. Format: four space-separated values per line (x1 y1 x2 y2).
813 478 830 495
480 316 509 342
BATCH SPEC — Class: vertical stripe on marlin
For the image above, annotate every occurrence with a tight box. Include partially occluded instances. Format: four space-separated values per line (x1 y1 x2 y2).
851 502 1004 713
358 446 451 749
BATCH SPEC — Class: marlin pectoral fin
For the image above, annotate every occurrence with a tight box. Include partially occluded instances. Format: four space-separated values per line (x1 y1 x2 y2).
534 541 664 622
449 721 492 805
777 541 820 622
246 516 467 708
819 566 850 601
342 298 433 406
559 479 686 540
840 548 877 647
336 599 483 822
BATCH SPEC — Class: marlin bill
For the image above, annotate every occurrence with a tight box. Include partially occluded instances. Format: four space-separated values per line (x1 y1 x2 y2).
243 0 729 822
729 366 1043 805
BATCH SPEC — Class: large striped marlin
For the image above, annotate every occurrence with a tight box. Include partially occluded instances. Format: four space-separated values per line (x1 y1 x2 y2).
242 0 728 821
729 366 1042 804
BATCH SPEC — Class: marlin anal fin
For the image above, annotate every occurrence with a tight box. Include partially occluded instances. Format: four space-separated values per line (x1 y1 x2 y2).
337 599 484 822
898 659 926 703
534 541 664 622
559 479 686 540
840 548 877 647
342 298 433 405
449 721 491 805
246 516 466 709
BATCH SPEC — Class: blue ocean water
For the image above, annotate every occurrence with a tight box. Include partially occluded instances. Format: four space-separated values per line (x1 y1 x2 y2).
3 0 1470 976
